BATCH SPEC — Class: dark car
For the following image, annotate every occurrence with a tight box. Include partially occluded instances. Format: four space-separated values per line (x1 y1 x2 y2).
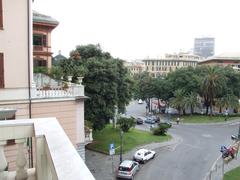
136 117 144 125
144 117 155 124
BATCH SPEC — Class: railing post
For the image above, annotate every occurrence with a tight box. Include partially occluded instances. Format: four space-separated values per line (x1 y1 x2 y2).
16 138 28 180
89 129 93 141
0 141 7 180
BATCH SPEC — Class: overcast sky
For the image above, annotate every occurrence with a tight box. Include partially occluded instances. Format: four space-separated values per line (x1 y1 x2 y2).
33 0 240 61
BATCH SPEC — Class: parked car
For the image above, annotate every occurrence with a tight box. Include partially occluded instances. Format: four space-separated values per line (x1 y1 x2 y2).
144 117 155 124
136 117 144 125
159 120 172 128
117 160 139 179
138 99 143 104
133 149 156 163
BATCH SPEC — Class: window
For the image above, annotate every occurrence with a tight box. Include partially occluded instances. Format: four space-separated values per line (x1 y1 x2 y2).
0 0 2 29
34 59 47 67
0 53 4 88
33 34 47 46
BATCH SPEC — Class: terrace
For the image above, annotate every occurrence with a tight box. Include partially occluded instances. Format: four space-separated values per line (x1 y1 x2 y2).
0 118 95 180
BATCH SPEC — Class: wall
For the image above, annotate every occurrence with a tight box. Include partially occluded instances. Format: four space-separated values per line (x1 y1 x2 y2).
0 0 32 88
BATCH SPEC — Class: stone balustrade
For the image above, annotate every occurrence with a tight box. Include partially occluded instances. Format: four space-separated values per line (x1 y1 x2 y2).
0 84 84 102
0 118 95 180
85 129 93 145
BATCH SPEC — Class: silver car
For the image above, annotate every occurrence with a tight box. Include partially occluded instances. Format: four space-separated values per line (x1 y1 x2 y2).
117 160 139 179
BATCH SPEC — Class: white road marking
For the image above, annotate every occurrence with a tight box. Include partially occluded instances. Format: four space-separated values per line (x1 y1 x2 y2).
202 134 213 138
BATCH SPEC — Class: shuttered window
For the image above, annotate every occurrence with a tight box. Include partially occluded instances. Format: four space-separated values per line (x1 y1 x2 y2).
0 0 2 29
0 53 4 88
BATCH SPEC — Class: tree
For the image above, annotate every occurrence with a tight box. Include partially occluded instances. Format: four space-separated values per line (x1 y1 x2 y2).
70 44 111 60
184 92 200 115
200 66 226 115
133 72 155 112
169 89 186 115
117 117 135 132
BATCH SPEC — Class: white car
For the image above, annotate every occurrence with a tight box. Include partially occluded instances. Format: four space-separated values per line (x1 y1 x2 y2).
133 149 156 163
117 160 139 179
138 99 143 104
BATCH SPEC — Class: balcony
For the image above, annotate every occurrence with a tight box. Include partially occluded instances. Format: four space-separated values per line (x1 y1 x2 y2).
0 118 95 180
0 84 84 102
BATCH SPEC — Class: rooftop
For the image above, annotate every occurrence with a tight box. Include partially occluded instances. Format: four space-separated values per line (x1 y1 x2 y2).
33 10 59 26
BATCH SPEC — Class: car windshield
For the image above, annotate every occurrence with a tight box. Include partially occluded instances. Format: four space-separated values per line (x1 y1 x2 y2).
119 166 130 171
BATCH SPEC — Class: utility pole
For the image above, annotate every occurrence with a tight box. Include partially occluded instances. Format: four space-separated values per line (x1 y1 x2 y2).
120 130 123 163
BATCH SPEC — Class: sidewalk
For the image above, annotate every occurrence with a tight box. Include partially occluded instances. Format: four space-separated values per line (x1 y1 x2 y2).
85 133 181 180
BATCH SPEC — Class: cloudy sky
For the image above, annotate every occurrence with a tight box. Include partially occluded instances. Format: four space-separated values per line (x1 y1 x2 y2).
33 0 240 61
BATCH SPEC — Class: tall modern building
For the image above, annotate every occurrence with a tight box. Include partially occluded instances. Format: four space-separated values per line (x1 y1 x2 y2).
194 37 215 58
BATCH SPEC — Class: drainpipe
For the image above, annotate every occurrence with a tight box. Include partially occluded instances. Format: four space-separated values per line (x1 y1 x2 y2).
27 0 33 168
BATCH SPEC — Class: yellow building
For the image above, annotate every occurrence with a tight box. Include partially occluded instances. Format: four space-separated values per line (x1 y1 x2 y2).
143 53 202 77
124 61 145 76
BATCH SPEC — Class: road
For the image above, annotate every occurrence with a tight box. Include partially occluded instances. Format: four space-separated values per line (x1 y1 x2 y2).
125 100 239 180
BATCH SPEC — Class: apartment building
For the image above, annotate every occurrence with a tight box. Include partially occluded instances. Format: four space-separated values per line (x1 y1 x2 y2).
143 53 202 77
0 1 93 179
33 10 58 69
198 52 240 71
124 61 144 76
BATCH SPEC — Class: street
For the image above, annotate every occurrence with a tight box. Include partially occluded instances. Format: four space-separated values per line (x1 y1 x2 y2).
86 100 240 180
126 101 238 180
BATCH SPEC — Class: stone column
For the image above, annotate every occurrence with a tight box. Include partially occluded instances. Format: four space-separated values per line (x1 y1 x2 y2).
16 138 28 180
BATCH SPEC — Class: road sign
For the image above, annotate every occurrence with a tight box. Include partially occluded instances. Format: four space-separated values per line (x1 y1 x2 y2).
109 143 115 155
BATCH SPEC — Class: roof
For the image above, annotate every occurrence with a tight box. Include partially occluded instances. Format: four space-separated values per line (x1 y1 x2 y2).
120 160 134 167
33 10 59 26
199 52 240 64
54 54 67 61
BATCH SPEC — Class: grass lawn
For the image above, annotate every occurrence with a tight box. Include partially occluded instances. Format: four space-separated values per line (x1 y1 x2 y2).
171 115 240 123
224 166 240 180
86 125 171 154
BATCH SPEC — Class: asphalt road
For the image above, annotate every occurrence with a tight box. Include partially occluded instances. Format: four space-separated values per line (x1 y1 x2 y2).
125 100 239 180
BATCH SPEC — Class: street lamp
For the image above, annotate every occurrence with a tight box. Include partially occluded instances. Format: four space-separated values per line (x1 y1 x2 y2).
120 130 124 163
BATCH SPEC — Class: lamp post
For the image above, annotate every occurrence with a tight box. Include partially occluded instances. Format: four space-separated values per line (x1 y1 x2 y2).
120 130 124 163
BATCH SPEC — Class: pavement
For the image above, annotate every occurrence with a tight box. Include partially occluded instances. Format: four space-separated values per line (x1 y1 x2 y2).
85 133 181 180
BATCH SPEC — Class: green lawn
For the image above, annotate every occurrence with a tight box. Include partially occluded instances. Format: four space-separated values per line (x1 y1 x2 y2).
224 166 240 180
86 125 171 154
171 115 240 123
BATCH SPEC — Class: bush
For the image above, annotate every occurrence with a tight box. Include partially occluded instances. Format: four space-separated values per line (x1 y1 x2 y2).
117 117 135 132
152 123 170 136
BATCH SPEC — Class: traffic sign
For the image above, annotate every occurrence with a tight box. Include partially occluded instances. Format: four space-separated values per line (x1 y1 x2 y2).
109 143 115 155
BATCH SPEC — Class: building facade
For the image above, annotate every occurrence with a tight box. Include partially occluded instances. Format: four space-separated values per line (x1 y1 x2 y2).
33 10 58 69
124 61 144 76
143 53 202 77
194 37 215 58
198 52 240 71
0 0 90 174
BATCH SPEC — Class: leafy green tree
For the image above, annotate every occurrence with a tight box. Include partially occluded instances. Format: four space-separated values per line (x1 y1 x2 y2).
70 44 111 60
169 89 185 115
200 66 226 115
117 117 135 132
184 92 200 114
134 72 155 112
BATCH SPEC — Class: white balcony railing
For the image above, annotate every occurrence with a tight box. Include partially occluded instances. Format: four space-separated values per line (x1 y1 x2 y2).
0 118 95 180
0 84 84 102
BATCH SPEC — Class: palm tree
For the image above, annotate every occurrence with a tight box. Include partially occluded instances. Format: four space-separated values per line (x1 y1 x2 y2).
184 92 200 115
170 89 185 115
200 66 225 115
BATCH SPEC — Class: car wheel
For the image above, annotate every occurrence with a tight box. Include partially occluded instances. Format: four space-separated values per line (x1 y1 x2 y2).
143 159 146 164
152 154 155 159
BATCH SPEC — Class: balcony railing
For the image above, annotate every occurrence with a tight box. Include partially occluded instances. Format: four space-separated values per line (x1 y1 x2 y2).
0 118 95 180
0 84 84 102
